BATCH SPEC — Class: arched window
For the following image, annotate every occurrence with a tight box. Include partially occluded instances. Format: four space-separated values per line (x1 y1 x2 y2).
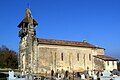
77 53 79 61
112 61 114 66
55 52 56 66
61 53 63 61
51 52 53 64
107 61 109 66
89 54 91 61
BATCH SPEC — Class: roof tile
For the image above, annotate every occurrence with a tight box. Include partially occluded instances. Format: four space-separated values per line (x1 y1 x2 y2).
37 38 104 49
94 55 118 61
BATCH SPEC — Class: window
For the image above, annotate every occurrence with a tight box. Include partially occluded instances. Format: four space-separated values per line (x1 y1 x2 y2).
89 54 91 61
61 53 63 61
55 52 56 66
51 52 53 64
112 61 114 66
107 61 109 66
77 53 79 61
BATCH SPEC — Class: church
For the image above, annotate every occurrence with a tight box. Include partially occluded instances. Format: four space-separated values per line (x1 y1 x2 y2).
18 8 118 74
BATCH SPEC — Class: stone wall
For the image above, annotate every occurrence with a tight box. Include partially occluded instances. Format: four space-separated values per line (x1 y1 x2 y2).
37 44 104 74
105 61 117 71
19 35 28 72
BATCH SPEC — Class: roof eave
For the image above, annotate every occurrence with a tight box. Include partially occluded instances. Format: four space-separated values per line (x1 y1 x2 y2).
17 18 38 28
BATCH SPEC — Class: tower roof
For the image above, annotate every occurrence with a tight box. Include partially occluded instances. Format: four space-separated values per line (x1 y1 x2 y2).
17 8 38 28
24 8 33 18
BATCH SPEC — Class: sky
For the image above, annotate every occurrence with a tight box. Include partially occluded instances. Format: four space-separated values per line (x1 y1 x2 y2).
0 0 120 60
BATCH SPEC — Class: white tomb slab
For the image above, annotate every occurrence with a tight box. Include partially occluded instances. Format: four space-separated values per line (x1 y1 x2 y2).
21 72 24 76
88 71 92 76
81 74 85 79
103 70 111 76
61 73 64 79
93 74 97 80
25 74 33 80
113 77 120 80
100 70 112 80
8 71 16 80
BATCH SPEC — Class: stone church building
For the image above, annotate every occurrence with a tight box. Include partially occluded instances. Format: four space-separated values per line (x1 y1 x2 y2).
18 8 118 74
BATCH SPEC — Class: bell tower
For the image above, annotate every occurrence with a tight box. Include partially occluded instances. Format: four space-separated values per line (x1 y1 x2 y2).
18 8 38 74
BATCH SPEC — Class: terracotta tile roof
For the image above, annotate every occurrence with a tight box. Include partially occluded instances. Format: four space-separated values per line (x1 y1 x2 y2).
37 38 104 49
94 55 118 61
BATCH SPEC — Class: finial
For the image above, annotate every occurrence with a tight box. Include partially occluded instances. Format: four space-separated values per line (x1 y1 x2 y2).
27 0 30 9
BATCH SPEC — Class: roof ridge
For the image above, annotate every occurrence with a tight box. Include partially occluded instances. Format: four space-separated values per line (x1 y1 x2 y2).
37 38 104 49
37 38 84 43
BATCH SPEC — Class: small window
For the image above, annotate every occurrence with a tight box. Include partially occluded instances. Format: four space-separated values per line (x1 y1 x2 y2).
54 52 57 65
51 52 53 63
112 61 114 66
61 53 63 61
89 54 91 61
77 53 79 61
107 61 109 66
55 52 56 59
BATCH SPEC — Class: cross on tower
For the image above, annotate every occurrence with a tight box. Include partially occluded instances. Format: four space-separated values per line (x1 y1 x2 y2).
27 0 30 8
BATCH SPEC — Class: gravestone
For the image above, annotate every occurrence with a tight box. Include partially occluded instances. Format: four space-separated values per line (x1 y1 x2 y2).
35 77 41 80
38 77 41 80
25 74 34 80
22 72 24 76
100 70 112 80
9 71 16 80
88 71 92 76
93 74 97 80
92 71 95 75
61 73 64 79
81 74 85 79
112 69 120 76
58 74 60 78
44 78 47 80
103 70 111 76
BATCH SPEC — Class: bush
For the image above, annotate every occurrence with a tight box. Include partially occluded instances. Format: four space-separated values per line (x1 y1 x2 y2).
0 78 7 80
0 73 6 78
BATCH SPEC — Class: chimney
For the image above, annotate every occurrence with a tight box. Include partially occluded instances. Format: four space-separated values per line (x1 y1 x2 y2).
83 40 87 43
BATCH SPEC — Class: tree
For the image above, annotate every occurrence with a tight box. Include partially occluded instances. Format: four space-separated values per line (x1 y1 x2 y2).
0 45 18 69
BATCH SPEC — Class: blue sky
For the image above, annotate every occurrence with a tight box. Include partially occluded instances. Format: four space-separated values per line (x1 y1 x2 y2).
0 0 120 60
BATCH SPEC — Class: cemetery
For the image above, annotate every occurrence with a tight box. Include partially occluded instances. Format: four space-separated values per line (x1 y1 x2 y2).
0 1 119 80
2 7 120 80
5 69 120 80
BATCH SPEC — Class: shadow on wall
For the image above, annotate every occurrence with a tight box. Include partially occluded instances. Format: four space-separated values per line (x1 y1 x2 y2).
117 62 120 71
